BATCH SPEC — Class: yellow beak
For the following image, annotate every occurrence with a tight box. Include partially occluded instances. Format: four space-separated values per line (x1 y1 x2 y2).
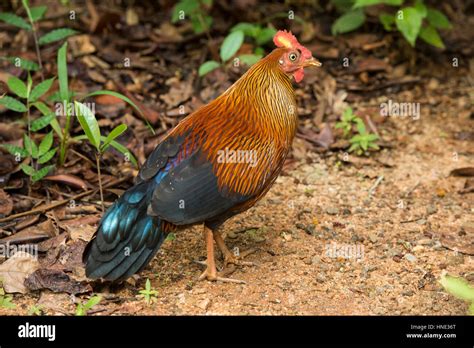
303 57 322 68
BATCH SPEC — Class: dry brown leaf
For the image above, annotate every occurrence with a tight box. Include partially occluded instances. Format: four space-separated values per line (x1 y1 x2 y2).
0 189 13 216
25 268 92 295
43 174 89 190
0 218 56 245
65 224 96 242
160 77 193 108
68 34 96 57
37 233 68 253
0 254 39 293
37 292 74 315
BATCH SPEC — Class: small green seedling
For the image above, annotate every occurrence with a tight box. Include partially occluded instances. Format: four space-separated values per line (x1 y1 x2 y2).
336 107 379 156
0 279 16 309
28 304 44 315
335 107 359 137
165 233 176 242
440 273 474 315
73 101 132 209
348 119 379 155
0 73 58 183
199 23 276 76
138 278 159 305
75 295 101 316
172 0 213 34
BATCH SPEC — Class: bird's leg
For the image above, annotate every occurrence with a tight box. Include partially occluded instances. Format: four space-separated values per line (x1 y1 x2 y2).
213 231 256 269
198 226 245 284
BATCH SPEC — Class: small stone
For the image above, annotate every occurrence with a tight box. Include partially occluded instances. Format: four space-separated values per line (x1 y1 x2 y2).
417 238 432 246
326 207 340 215
426 205 437 215
197 298 211 310
311 256 321 265
402 290 414 296
316 273 326 283
282 232 292 241
267 198 282 205
368 233 378 243
319 263 330 271
342 208 351 215
416 219 427 225
364 265 377 273
304 224 316 235
412 245 424 252
351 234 364 242
295 223 306 230
405 253 417 262
177 293 186 305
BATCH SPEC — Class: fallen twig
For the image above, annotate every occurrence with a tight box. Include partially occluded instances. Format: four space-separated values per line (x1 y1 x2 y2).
368 175 384 196
0 176 131 224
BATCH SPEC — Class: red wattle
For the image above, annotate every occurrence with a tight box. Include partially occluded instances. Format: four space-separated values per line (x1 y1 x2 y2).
294 68 304 83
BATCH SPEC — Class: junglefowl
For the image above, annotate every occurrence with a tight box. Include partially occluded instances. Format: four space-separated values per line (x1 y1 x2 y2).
83 30 321 282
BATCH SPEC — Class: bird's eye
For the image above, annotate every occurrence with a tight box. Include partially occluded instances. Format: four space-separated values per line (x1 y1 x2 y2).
289 53 297 61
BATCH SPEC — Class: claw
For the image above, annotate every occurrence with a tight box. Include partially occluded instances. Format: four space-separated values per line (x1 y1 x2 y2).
198 267 246 284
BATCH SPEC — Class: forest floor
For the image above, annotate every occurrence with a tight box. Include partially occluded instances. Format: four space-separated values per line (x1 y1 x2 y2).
0 1 473 315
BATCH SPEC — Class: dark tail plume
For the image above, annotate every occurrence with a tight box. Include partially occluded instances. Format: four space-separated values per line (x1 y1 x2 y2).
83 181 165 281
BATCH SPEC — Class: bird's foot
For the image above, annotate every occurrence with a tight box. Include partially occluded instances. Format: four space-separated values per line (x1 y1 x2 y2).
198 266 246 284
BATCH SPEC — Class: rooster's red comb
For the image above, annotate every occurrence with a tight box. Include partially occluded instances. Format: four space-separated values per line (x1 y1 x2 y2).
273 30 312 59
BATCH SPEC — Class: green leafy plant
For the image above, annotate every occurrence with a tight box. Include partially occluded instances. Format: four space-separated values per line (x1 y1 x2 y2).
331 0 452 48
171 0 213 34
165 232 176 242
0 279 16 309
2 41 140 190
28 304 44 315
199 23 276 76
440 273 474 315
75 295 101 316
138 278 159 305
348 120 380 155
57 42 138 170
0 0 78 76
335 107 359 137
335 107 379 156
0 73 58 183
73 102 128 209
